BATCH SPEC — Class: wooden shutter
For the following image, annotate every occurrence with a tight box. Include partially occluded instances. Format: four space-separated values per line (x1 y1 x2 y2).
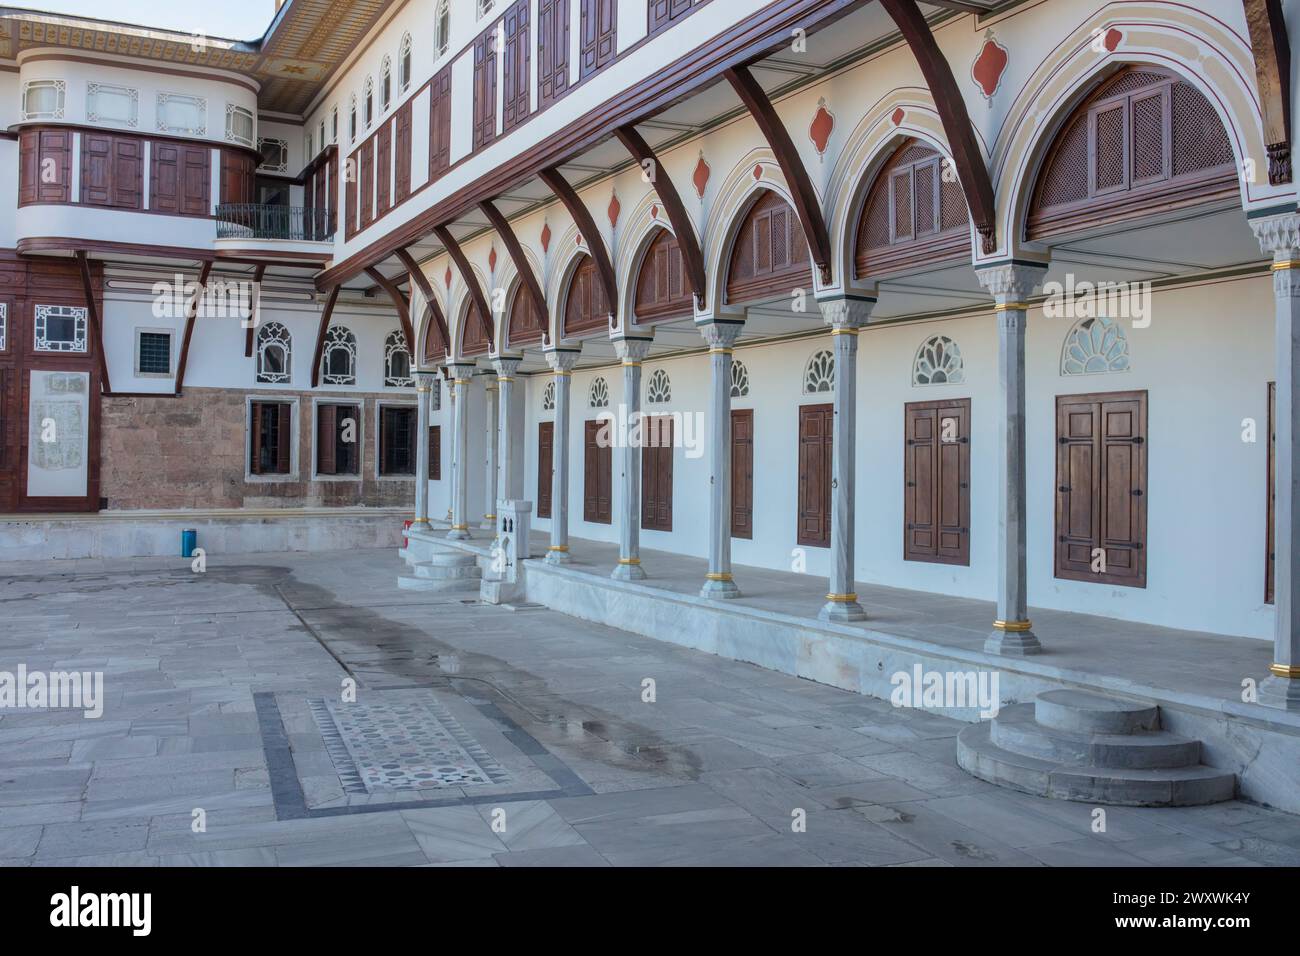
395 102 412 204
797 403 833 547
429 67 452 180
344 149 358 239
220 150 253 205
80 133 114 206
250 401 264 475
726 190 812 306
634 229 692 324
904 399 970 565
21 130 72 204
376 123 392 217
276 403 293 474
430 424 442 480
731 408 753 539
317 403 338 475
18 131 37 204
580 0 617 78
563 256 610 336
152 143 209 216
584 419 611 523
538 0 570 108
1055 390 1147 587
503 0 531 133
641 416 673 531
538 421 554 518
1267 382 1276 604
359 139 375 228
649 0 693 34
473 29 498 150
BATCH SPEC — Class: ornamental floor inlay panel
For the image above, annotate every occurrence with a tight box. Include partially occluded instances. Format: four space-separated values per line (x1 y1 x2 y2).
310 689 509 793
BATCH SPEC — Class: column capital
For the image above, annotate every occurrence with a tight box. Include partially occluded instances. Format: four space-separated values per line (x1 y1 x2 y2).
1250 211 1300 260
414 368 439 388
544 347 582 373
697 319 743 350
817 293 875 330
447 362 477 381
613 337 652 362
976 262 1048 304
492 355 522 378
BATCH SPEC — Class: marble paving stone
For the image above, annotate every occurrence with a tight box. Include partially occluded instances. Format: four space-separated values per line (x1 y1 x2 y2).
493 845 610 867
36 820 151 860
773 752 887 789
473 800 586 851
781 809 935 865
0 825 42 858
864 803 1047 867
401 805 509 862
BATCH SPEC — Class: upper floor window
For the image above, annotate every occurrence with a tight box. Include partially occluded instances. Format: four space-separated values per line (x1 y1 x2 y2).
305 132 314 161
349 94 358 141
86 83 138 128
364 77 374 127
649 0 695 35
157 92 207 136
257 137 289 173
331 106 339 143
321 326 358 386
22 80 65 120
256 322 291 384
34 304 87 353
803 350 834 395
225 105 254 147
318 120 326 150
399 33 413 91
1028 66 1237 240
435 0 451 55
384 330 414 387
0 303 7 351
380 57 392 112
477 0 495 17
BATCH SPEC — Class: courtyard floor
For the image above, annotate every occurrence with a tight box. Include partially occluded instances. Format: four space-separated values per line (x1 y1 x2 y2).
1 547 1298 867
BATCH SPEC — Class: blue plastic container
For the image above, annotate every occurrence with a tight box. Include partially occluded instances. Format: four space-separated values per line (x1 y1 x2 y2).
181 528 197 557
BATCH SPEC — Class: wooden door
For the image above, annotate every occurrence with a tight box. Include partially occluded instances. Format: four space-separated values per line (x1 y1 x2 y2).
537 421 554 519
731 408 753 539
641 415 673 531
797 403 833 547
583 419 611 523
904 398 970 565
1055 390 1147 587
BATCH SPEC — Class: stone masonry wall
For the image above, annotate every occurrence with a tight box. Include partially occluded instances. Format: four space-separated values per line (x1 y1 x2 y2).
99 387 415 511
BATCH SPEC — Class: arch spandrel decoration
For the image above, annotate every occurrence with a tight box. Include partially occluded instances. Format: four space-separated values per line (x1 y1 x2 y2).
506 281 545 348
1027 66 1237 240
725 189 812 306
459 302 492 357
634 228 693 325
856 138 971 279
563 254 611 338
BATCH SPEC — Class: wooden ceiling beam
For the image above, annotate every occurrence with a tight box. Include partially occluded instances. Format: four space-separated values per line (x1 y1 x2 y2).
479 199 550 346
433 225 496 348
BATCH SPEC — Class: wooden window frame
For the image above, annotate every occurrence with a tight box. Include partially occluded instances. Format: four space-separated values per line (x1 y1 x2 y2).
377 402 418 479
796 402 833 548
247 398 296 480
314 400 362 479
903 398 971 566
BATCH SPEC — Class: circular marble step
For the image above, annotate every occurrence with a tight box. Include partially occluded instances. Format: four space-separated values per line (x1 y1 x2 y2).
1035 689 1160 735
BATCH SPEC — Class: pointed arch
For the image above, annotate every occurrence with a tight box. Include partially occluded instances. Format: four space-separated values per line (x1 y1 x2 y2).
725 188 813 307
633 226 693 325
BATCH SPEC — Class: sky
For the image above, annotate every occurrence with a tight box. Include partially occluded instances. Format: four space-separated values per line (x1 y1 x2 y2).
17 0 277 41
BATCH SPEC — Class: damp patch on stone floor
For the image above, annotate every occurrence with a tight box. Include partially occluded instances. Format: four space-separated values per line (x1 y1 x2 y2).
309 690 508 793
255 687 594 819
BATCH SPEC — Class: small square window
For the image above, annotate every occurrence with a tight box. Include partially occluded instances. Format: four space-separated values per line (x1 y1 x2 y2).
34 304 87 353
23 80 65 120
87 83 138 127
135 330 173 377
158 92 207 136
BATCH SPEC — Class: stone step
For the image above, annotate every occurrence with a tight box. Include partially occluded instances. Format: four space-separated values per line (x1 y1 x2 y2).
958 721 1235 807
991 704 1202 769
1034 689 1160 735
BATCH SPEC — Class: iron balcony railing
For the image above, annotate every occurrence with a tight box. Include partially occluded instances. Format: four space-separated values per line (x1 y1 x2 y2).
215 204 336 242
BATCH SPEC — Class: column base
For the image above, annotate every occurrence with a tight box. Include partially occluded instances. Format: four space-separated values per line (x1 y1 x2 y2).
611 558 647 581
700 575 742 600
446 525 471 541
480 514 497 530
1259 672 1300 711
544 546 572 566
985 621 1042 656
819 594 866 623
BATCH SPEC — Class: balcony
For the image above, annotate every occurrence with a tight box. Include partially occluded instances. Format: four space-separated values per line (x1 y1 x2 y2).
215 204 335 242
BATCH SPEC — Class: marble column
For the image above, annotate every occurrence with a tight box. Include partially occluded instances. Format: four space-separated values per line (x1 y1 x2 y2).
447 363 475 540
817 295 873 623
493 355 522 512
445 373 455 521
1253 213 1300 710
482 376 499 529
612 337 652 580
411 369 436 528
544 347 581 564
976 263 1047 655
699 319 744 599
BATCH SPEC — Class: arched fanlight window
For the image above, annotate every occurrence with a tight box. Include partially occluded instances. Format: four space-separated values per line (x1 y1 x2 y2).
380 57 392 111
542 380 556 410
349 94 357 141
255 322 291 384
384 330 414 387
363 76 374 127
399 34 413 92
646 368 671 404
1061 315 1131 375
589 376 609 408
435 0 451 56
321 326 358 386
913 335 964 386
803 349 834 394
730 360 750 398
